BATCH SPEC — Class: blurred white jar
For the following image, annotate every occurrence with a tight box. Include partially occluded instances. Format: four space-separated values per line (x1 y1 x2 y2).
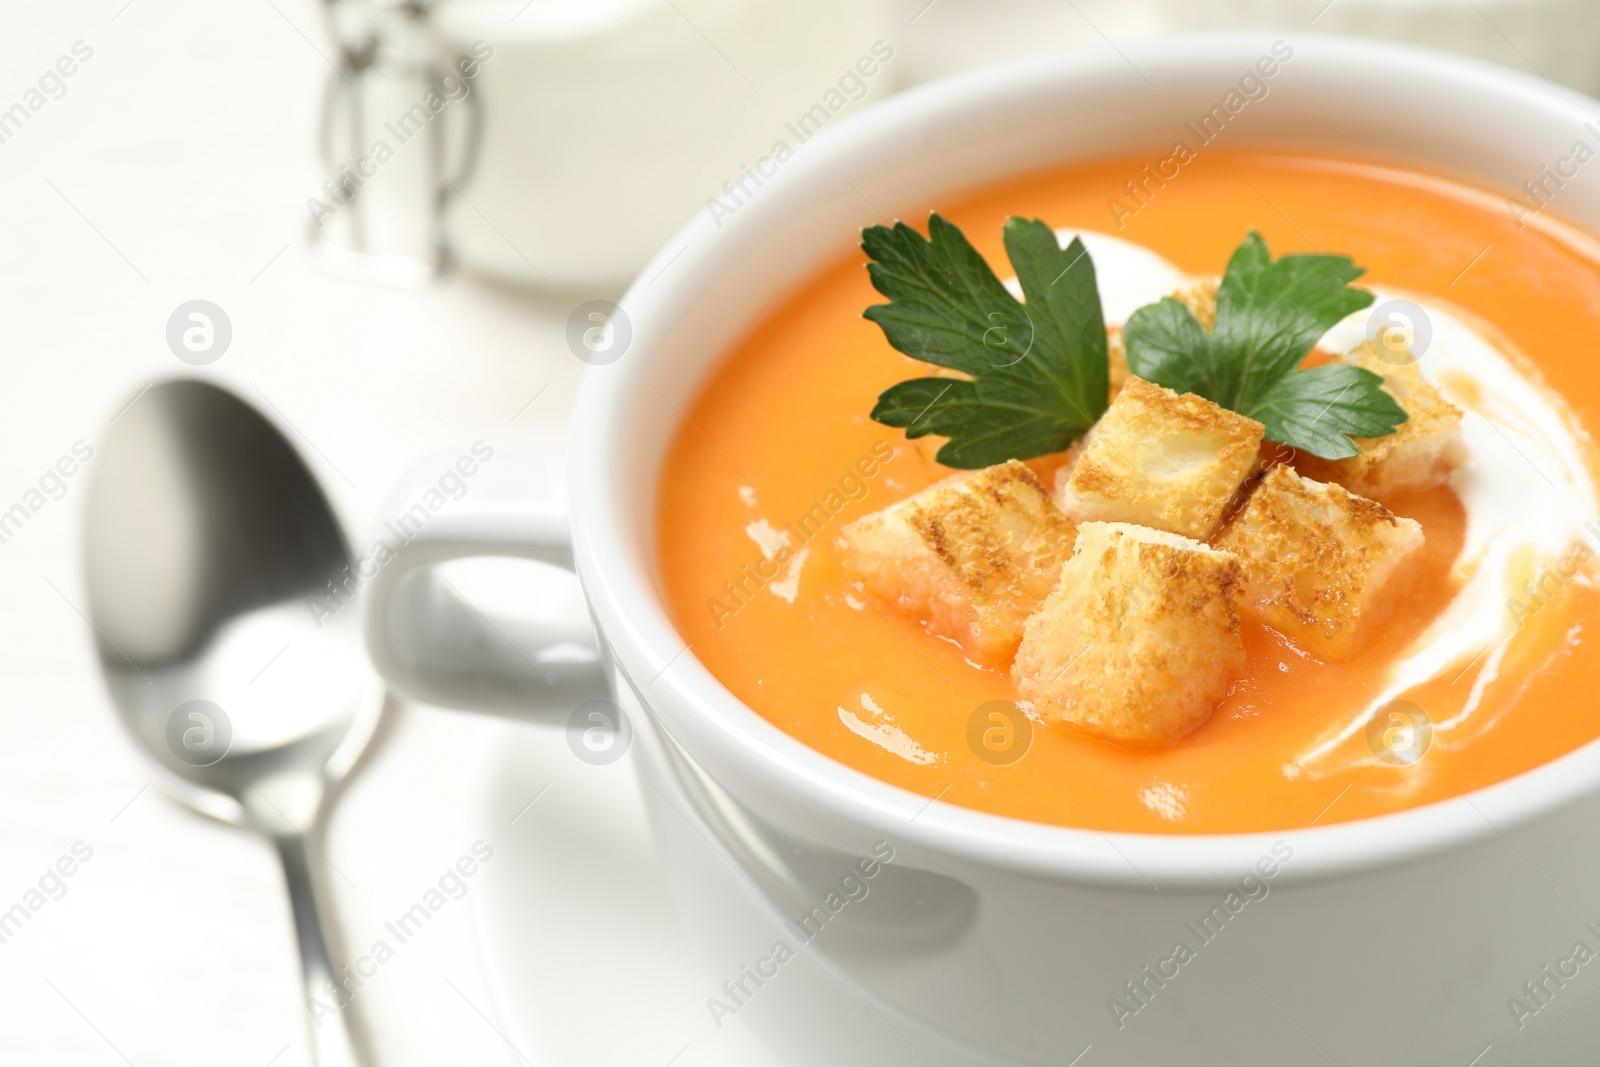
433 0 896 292
1152 0 1600 97
887 0 1164 84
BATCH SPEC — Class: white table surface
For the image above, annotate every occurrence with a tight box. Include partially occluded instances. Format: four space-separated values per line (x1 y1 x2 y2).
0 3 582 1064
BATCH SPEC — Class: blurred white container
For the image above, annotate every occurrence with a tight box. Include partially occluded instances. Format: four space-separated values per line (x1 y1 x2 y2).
434 0 896 293
887 0 1164 84
1153 0 1600 97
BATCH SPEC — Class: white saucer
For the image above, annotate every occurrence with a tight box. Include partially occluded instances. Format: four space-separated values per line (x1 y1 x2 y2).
471 719 785 1066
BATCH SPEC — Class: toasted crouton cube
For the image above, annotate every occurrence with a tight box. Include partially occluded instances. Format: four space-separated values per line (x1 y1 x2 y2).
1295 342 1466 499
1056 377 1264 540
1171 275 1220 331
1013 522 1245 744
837 460 1076 665
1105 277 1218 403
1106 326 1130 398
1215 465 1424 658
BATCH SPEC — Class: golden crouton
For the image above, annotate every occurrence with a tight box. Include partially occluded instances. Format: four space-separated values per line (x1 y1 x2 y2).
837 460 1076 665
1295 342 1465 500
1106 326 1130 398
1104 277 1218 402
1171 275 1220 331
1056 377 1265 540
1013 522 1245 744
1215 464 1424 659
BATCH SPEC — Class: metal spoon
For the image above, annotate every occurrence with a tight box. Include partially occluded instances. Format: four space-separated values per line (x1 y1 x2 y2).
83 379 382 1066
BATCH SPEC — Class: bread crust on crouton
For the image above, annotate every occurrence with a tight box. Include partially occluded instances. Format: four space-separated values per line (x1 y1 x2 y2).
1215 464 1424 659
1295 342 1466 500
838 460 1076 665
1057 377 1265 540
1172 275 1220 331
1107 326 1130 398
1013 522 1245 744
1105 277 1219 403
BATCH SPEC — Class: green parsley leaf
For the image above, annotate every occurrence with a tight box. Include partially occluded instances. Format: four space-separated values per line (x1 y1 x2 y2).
1124 230 1407 459
1250 363 1411 460
862 214 1108 468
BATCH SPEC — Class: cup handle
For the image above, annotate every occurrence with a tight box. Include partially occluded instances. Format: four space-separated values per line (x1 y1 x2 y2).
362 453 610 715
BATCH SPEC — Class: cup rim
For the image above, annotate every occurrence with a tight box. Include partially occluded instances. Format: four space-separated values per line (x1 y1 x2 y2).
570 31 1600 887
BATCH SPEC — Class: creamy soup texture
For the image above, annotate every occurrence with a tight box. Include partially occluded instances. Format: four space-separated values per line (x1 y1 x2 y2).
657 152 1600 834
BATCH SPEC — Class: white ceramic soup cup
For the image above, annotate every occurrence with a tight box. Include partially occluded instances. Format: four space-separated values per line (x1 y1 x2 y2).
366 33 1600 1066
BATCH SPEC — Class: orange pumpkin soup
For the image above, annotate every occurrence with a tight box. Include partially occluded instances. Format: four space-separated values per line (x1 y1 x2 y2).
657 151 1600 834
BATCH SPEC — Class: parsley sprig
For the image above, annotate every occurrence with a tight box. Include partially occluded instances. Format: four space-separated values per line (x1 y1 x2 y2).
1124 231 1406 459
862 214 1108 468
861 218 1407 464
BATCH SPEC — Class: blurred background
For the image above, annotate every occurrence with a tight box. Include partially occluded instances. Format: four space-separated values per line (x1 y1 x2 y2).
311 0 1600 292
2 1 1597 1064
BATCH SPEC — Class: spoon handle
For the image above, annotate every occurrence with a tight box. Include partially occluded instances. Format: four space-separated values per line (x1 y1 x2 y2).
276 833 370 1066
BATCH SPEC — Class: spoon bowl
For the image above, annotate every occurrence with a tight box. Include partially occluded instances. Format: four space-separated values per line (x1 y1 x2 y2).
84 379 383 1065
